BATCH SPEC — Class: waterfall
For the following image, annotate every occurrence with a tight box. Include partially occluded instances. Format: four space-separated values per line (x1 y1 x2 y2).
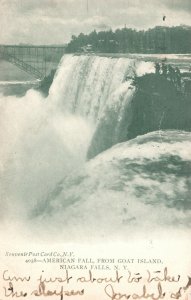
49 55 155 124
0 55 154 222
1 54 191 241
0 55 155 217
47 54 155 159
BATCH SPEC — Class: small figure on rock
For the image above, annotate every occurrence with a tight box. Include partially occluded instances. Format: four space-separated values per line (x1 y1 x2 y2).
168 65 176 83
161 63 168 77
175 67 181 89
155 62 160 75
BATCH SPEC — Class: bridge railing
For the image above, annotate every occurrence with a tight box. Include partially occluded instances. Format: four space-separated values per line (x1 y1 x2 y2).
2 52 44 79
0 45 66 79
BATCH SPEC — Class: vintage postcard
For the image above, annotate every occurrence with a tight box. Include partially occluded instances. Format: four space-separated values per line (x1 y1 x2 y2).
0 0 191 299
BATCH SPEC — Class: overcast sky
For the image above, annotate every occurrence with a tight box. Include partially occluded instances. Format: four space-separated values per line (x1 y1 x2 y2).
0 0 191 45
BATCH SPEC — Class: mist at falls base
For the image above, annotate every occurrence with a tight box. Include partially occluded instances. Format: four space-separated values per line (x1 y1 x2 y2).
0 55 191 242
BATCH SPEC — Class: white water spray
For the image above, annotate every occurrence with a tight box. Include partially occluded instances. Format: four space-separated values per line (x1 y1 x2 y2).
49 55 154 123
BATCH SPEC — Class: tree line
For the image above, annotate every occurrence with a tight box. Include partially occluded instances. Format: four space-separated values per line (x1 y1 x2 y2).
66 25 191 54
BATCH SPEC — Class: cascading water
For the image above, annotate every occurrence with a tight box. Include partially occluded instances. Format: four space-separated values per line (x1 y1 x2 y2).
48 55 155 160
0 54 191 241
49 55 154 123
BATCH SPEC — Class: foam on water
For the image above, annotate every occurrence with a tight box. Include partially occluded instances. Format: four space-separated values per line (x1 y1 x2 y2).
27 130 191 241
0 87 92 220
0 54 190 242
49 55 154 123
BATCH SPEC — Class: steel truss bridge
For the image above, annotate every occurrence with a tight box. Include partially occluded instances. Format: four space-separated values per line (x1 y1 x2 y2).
0 45 66 79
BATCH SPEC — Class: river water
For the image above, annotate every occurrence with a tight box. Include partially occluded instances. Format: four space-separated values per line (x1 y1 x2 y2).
0 54 191 242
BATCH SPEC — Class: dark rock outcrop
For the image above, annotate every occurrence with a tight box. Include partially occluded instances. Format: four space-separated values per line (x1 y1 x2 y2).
36 69 56 97
87 73 191 159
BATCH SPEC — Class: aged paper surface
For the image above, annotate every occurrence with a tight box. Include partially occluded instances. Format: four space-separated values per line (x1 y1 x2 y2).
0 0 191 299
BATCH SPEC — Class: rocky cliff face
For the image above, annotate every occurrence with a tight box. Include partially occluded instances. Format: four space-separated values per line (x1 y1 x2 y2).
87 73 191 159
